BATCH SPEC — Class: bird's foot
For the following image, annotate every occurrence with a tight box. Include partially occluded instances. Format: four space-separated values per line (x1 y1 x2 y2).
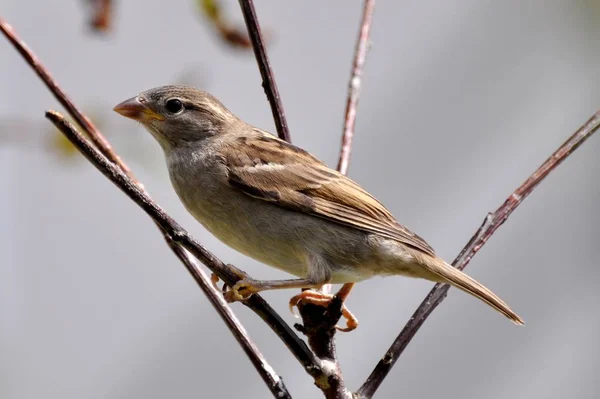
211 265 256 302
289 290 359 332
224 278 260 303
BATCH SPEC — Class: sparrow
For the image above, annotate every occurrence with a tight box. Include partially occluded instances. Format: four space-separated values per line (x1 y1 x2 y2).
113 85 524 330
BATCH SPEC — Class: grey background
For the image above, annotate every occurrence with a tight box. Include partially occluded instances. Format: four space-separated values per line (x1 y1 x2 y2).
2 1 600 398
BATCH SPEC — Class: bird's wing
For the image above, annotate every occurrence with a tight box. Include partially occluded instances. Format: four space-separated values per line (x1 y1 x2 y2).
221 129 436 256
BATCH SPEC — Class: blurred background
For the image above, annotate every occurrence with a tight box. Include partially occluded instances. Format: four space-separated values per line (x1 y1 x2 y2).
2 1 600 398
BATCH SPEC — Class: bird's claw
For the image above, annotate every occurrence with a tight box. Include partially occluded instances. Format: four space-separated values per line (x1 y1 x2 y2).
215 265 254 301
210 273 224 292
289 290 359 332
224 278 258 303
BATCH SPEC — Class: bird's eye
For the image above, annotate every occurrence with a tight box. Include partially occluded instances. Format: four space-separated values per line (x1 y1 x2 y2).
165 98 183 114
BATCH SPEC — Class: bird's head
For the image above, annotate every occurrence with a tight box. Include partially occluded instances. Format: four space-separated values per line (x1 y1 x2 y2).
114 85 236 148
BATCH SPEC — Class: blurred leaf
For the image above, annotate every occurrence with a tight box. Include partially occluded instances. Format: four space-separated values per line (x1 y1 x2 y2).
84 0 113 33
81 0 259 48
197 0 253 49
52 130 80 158
49 112 99 159
201 0 220 21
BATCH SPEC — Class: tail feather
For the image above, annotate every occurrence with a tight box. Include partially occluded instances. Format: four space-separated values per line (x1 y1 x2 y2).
421 256 524 325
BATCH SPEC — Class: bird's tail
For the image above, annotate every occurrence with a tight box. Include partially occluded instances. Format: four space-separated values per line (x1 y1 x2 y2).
418 254 524 325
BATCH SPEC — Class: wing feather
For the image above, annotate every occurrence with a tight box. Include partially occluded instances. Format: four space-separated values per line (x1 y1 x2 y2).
223 129 435 256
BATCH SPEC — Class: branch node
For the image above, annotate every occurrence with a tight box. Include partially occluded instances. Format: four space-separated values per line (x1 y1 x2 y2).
169 229 190 243
484 212 494 225
382 352 393 365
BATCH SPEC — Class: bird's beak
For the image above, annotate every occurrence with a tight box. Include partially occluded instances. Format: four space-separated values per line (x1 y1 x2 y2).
113 96 165 121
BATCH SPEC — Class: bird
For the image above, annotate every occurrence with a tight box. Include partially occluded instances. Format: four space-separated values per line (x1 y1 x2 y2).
113 85 524 331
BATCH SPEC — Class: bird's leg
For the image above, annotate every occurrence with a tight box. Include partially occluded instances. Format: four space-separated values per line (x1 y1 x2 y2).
289 283 358 332
224 277 323 303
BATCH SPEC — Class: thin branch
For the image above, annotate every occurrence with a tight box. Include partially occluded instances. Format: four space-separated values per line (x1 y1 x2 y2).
1 17 307 397
337 0 375 175
358 109 600 398
238 0 291 142
0 17 131 177
165 242 291 398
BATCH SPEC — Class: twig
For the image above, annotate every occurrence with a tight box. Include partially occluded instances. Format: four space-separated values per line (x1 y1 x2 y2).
0 17 131 177
337 0 375 175
1 17 303 397
238 0 291 142
165 242 291 398
357 109 600 398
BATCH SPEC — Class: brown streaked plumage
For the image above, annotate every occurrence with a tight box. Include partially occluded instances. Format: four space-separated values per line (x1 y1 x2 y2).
114 85 524 330
224 128 436 256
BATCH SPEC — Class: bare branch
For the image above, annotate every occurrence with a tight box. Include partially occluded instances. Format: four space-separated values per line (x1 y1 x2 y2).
238 0 291 142
337 0 375 175
358 109 600 398
165 242 291 398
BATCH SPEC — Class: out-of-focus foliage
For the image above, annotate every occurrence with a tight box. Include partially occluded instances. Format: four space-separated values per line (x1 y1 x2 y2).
83 0 256 50
52 124 84 158
197 0 252 49
49 111 100 159
85 0 112 33
0 113 166 177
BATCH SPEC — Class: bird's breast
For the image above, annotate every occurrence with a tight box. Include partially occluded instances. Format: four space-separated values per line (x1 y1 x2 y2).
165 149 308 275
163 147 386 283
